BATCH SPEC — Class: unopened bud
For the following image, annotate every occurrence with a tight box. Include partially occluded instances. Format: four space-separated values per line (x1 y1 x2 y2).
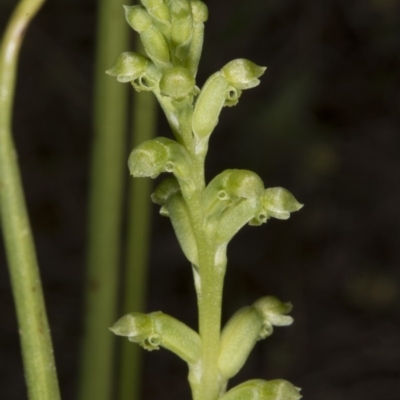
151 177 181 207
222 59 266 90
110 311 201 364
204 169 264 217
141 0 170 21
128 138 170 178
219 306 265 379
160 67 195 99
218 296 293 380
125 5 171 68
192 72 229 141
110 312 156 349
168 0 191 19
185 1 207 75
124 5 152 32
106 52 149 83
167 0 193 61
254 296 294 338
191 0 208 22
262 187 303 220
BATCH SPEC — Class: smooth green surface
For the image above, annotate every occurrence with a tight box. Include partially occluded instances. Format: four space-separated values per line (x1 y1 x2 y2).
78 0 131 399
0 1 61 399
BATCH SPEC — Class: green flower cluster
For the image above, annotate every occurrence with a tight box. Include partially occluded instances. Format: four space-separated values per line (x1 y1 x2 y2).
107 1 303 400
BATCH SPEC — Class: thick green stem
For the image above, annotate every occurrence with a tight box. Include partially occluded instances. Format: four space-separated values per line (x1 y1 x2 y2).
184 188 225 400
118 82 157 400
78 0 131 399
197 248 225 400
0 1 61 400
156 84 224 399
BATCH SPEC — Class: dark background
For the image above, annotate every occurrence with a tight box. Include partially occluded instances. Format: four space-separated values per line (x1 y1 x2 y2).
1 0 400 399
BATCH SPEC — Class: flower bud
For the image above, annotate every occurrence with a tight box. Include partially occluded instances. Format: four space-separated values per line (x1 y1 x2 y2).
151 312 201 364
218 296 293 380
222 59 267 90
160 67 195 99
192 72 229 141
185 0 208 76
262 187 303 220
191 0 208 23
220 379 302 400
192 61 262 146
110 312 156 350
254 296 294 332
141 0 171 40
164 142 193 183
216 197 262 244
106 52 149 83
202 170 266 244
128 137 191 181
204 170 264 218
128 138 170 178
151 177 181 216
131 62 161 92
124 5 152 32
220 169 264 201
110 311 201 364
168 0 191 19
172 21 193 62
125 5 171 69
218 306 265 379
167 0 193 62
141 0 170 22
141 26 171 68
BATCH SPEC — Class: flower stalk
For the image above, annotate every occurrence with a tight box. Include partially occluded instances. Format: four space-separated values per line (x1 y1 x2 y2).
0 0 61 399
108 1 303 399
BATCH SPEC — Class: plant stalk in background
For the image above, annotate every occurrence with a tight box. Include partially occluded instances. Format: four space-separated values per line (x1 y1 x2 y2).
0 0 62 399
118 39 157 400
79 0 131 399
108 1 303 400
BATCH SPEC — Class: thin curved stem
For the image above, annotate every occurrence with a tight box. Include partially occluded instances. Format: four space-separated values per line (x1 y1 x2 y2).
0 1 62 400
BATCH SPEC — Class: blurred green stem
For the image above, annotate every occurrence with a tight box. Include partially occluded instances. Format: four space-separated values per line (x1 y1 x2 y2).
78 0 131 399
118 78 157 400
0 1 62 400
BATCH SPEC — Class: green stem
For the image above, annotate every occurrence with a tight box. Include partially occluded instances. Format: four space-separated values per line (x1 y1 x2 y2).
156 84 225 400
118 63 157 400
78 0 131 399
0 1 62 400
184 183 225 400
197 250 225 400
